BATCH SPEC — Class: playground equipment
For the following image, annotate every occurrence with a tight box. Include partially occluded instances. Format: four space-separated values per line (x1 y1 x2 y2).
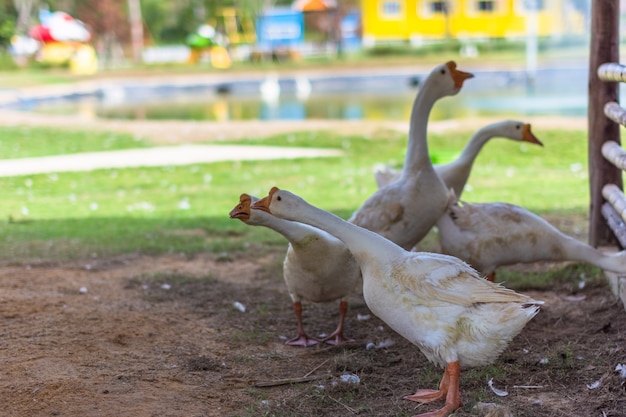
27 9 98 74
186 7 256 68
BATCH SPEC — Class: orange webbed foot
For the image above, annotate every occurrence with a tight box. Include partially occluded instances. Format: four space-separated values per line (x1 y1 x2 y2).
322 331 355 346
410 403 458 417
404 388 446 404
285 334 320 347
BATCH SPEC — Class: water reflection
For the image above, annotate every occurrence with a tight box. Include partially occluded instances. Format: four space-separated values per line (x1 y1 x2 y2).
28 66 609 122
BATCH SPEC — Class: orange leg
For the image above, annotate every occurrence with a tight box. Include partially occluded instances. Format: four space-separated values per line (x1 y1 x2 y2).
485 272 496 282
322 300 355 345
404 365 450 404
285 301 320 347
405 361 463 417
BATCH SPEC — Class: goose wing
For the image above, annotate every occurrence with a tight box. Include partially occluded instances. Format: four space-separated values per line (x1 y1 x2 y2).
392 253 539 306
349 186 405 232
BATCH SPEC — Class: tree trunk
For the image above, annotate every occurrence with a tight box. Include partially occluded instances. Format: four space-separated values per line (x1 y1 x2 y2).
127 0 143 63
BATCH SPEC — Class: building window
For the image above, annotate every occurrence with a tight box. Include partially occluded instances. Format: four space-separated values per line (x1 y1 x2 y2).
431 1 447 13
381 0 402 18
423 1 450 17
477 1 495 11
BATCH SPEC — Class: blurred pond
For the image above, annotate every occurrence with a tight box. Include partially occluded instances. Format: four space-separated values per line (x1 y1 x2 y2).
15 66 604 122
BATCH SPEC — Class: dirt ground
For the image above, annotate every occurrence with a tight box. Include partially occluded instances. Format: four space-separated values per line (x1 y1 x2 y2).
1 248 625 417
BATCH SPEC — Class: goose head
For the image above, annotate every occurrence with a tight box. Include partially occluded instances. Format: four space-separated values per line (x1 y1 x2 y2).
437 61 474 95
229 193 256 223
498 120 543 146
252 187 296 219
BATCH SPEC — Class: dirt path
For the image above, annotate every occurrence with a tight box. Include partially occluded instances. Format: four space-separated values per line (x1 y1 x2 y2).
2 251 625 417
0 143 343 176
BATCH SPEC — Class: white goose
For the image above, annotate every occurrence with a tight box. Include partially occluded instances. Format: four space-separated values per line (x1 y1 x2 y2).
253 187 542 417
349 61 474 250
229 194 361 346
375 120 544 198
437 194 626 282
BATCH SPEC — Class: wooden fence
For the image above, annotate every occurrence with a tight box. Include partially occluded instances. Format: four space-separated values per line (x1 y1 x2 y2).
588 0 626 308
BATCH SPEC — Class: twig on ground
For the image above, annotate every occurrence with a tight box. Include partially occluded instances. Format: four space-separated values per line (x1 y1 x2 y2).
254 374 330 388
327 394 358 414
303 358 330 378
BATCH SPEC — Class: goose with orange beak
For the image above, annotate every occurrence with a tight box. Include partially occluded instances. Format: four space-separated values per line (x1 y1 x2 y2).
349 61 474 250
253 186 542 417
230 193 361 347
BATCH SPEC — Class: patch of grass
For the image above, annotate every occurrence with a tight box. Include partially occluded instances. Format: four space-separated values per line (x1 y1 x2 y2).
538 341 582 381
0 125 592 264
461 364 508 404
0 52 18 70
497 263 603 292
0 126 149 159
0 66 77 87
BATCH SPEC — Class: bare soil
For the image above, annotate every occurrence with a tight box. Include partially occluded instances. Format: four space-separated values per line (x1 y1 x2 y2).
1 249 625 417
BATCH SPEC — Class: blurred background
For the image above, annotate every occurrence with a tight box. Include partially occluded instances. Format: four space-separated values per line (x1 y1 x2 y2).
0 0 597 70
0 0 619 122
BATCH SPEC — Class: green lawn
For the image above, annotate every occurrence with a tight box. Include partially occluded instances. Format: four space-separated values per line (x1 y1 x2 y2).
0 124 590 264
0 126 149 159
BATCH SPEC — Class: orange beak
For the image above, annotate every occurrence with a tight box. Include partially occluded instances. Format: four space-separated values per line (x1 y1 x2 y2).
446 61 474 89
252 187 279 213
522 124 543 146
229 194 252 221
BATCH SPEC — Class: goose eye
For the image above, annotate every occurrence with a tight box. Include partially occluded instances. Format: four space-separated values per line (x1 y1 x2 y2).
516 124 521 129
277 196 282 201
440 69 446 75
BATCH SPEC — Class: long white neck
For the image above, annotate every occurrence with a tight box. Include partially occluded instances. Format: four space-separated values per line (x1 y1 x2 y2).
403 81 441 174
287 201 404 265
560 238 626 273
435 126 501 196
252 213 327 244
454 126 501 168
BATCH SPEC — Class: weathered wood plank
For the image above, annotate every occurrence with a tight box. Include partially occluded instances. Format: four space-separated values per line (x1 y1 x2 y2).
601 202 626 249
598 62 626 83
602 184 626 222
601 140 626 170
588 0 622 247
604 102 626 127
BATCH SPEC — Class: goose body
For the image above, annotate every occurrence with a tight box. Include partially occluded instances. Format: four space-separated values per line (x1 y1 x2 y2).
349 61 474 250
254 187 542 417
374 120 544 197
230 194 361 346
437 196 626 281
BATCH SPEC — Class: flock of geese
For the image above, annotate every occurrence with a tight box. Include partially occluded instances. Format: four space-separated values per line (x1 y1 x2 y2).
229 61 626 417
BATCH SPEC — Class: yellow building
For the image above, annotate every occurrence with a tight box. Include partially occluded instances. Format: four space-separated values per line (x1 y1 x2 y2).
361 0 585 47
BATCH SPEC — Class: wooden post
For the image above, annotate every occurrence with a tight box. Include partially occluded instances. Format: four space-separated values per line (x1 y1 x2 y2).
588 0 622 247
128 0 144 64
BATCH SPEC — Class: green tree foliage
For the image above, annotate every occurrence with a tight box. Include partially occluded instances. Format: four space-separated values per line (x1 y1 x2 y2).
0 2 17 49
